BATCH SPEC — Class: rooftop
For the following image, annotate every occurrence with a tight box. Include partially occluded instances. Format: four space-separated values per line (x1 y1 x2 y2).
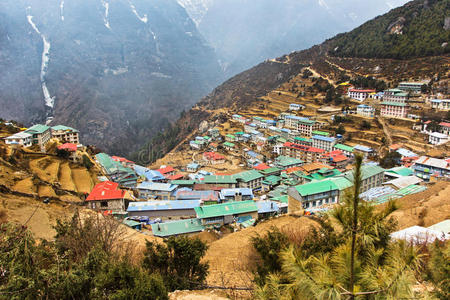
334 144 354 153
194 201 258 219
233 170 264 183
86 181 126 201
136 182 178 192
127 200 201 212
295 180 339 197
414 156 449 170
151 218 204 237
51 125 79 132
25 124 50 134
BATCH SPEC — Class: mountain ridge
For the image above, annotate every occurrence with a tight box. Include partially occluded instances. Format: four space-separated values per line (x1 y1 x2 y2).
136 0 449 164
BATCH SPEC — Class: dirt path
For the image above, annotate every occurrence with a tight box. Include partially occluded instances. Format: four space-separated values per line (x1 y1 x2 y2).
377 117 393 147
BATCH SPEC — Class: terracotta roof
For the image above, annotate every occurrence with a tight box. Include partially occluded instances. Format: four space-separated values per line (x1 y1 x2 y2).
86 181 125 201
332 155 348 163
283 166 303 174
301 162 332 173
57 143 77 152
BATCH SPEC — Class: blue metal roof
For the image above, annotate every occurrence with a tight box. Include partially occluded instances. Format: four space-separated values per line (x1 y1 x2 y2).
220 188 254 197
134 165 165 181
354 145 373 152
247 151 258 158
127 200 201 212
397 148 418 158
136 182 178 192
312 135 336 142
257 201 280 214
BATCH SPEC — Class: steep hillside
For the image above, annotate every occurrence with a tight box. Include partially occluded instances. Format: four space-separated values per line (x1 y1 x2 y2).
328 0 450 59
0 0 223 156
137 0 449 164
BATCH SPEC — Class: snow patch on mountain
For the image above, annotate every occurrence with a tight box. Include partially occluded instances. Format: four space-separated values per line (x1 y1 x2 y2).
60 1 65 21
26 14 55 109
129 1 148 23
101 0 111 29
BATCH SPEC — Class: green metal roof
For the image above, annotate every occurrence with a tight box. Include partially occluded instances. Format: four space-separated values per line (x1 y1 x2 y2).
259 167 282 175
295 180 339 197
51 125 79 132
170 180 196 186
263 175 281 185
235 131 244 135
233 170 264 183
294 137 312 143
386 167 413 177
194 201 258 219
151 218 204 237
344 165 385 182
202 175 237 184
223 142 235 148
334 144 354 153
270 195 288 204
381 101 408 107
226 134 235 139
312 130 330 136
276 156 303 168
25 124 50 134
328 177 353 191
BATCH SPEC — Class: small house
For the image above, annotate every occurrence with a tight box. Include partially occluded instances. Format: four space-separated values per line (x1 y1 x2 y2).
194 201 258 226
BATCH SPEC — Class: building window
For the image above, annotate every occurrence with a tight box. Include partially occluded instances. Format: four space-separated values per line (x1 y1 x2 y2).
101 201 108 207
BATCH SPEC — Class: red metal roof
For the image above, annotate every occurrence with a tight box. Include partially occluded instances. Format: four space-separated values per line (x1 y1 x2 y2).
57 143 77 152
203 152 225 161
157 166 175 174
254 163 270 170
86 181 125 201
112 156 134 164
284 142 325 153
284 166 303 174
332 155 348 162
439 122 450 127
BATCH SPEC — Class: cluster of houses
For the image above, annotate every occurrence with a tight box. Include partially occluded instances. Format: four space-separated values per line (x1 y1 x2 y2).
346 81 450 146
86 113 450 237
2 123 82 159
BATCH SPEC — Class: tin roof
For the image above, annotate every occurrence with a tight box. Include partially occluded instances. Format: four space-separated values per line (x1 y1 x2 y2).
194 201 257 219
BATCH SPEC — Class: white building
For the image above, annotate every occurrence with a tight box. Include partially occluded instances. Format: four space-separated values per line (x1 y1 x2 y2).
347 88 376 102
4 132 33 147
431 99 450 111
289 103 304 111
312 135 336 152
356 104 375 118
429 132 449 145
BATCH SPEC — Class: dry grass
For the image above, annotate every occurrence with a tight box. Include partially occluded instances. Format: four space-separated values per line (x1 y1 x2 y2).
72 167 94 194
38 185 57 198
12 177 36 195
29 157 61 183
58 162 77 192
386 181 450 229
203 216 317 289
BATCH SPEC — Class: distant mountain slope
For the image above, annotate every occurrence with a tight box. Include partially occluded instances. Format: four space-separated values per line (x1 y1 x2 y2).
179 0 409 76
137 0 449 164
0 0 223 156
328 0 450 58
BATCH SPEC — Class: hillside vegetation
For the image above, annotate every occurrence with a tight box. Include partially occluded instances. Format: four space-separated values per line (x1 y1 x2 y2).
328 0 450 59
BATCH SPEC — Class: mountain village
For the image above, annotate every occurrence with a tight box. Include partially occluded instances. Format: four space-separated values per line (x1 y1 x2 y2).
2 79 449 241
